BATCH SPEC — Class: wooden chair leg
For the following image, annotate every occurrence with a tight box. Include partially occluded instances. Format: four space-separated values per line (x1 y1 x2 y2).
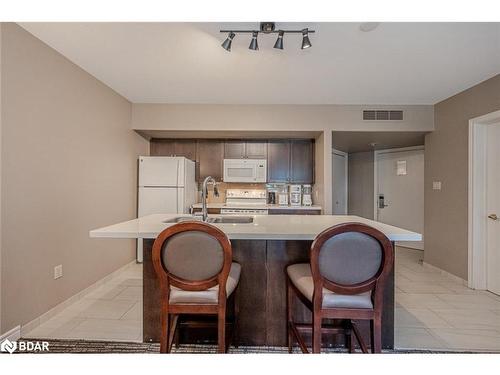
218 309 226 353
174 326 180 349
160 311 170 353
312 311 322 354
168 315 179 352
286 278 293 353
370 318 382 353
352 321 368 354
346 331 355 353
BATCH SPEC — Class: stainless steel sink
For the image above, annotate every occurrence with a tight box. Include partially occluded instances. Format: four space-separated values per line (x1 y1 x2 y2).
163 216 254 224
163 216 203 223
207 216 254 224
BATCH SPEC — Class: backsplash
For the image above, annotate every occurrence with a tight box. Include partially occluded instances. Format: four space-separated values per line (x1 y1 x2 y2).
200 182 315 204
201 182 266 203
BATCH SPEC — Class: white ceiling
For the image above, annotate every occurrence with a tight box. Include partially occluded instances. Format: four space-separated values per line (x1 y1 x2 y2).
20 22 500 105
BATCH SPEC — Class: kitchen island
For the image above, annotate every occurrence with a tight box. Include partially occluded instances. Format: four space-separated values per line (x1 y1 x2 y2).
90 214 421 349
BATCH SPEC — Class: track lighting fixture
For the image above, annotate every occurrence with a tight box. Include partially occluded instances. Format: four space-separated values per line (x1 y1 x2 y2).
248 31 259 51
301 28 312 49
221 32 235 52
220 22 315 52
273 30 284 50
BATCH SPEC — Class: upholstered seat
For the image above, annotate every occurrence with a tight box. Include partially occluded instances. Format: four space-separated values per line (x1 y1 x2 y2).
169 262 241 304
287 263 373 309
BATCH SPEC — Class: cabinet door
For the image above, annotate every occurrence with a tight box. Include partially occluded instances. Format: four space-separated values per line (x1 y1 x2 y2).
267 141 291 183
150 139 175 156
174 140 197 161
245 141 268 159
290 140 314 184
224 141 246 159
197 140 224 182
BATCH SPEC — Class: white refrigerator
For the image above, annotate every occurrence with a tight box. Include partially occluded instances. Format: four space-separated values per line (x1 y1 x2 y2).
137 156 197 262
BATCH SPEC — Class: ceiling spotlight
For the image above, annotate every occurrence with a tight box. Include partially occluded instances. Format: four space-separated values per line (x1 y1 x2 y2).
219 23 315 52
301 28 312 49
249 31 259 51
221 32 235 52
273 30 284 50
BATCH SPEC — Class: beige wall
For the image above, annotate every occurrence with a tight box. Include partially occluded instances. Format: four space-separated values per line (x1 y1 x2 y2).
425 74 500 279
132 104 433 213
0 24 149 333
347 151 375 219
132 104 434 132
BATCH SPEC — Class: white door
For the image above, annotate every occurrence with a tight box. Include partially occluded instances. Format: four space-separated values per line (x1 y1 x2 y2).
139 156 179 187
376 148 424 250
332 150 348 214
486 123 500 295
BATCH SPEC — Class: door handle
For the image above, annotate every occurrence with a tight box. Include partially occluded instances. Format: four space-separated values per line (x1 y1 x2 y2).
378 194 389 209
488 214 498 221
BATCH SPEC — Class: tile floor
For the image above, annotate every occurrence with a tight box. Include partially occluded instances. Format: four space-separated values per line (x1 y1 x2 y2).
24 247 500 352
395 247 500 352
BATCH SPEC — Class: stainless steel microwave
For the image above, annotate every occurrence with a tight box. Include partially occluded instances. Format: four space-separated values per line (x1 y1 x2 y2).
223 159 267 183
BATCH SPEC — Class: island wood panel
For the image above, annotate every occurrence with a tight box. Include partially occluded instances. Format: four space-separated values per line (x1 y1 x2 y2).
231 240 268 345
143 238 161 342
265 240 311 346
142 238 395 349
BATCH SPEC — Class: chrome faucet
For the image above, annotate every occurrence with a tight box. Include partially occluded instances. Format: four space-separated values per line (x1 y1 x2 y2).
201 176 219 222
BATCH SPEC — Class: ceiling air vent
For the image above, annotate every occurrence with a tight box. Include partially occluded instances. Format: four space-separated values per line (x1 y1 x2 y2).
363 110 403 121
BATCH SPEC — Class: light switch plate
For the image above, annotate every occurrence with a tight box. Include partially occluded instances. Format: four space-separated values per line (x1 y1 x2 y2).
433 181 442 190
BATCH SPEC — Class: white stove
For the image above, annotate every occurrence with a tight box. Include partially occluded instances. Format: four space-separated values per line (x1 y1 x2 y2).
221 189 268 215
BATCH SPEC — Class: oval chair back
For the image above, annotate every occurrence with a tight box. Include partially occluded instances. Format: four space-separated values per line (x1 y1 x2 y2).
152 221 233 302
310 223 394 311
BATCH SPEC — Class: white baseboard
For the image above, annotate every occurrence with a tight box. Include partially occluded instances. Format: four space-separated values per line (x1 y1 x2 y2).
20 260 137 336
0 325 21 342
422 261 468 286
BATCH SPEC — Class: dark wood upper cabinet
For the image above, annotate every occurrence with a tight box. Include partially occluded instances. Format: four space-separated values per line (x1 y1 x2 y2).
150 139 175 156
173 140 197 161
268 140 314 184
197 140 224 182
245 141 268 159
151 138 313 184
224 140 267 159
224 141 246 159
150 139 196 161
290 140 314 184
267 140 291 183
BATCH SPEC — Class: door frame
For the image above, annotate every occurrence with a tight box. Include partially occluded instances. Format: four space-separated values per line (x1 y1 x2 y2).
468 110 500 290
332 149 348 214
373 145 425 221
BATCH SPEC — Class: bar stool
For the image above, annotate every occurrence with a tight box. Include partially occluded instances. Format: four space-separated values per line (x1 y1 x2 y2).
286 223 393 353
152 221 241 353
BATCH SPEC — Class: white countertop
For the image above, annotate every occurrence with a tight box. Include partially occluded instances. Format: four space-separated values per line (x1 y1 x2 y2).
89 214 422 242
191 203 322 210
